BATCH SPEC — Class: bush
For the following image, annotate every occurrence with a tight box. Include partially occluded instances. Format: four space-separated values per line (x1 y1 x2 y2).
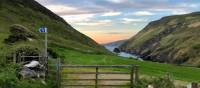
134 78 150 88
198 64 200 68
0 65 18 88
151 77 175 88
4 24 36 44
134 76 175 88
193 44 200 50
9 24 35 38
48 48 58 58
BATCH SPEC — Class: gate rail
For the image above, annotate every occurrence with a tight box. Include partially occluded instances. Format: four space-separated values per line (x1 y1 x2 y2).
55 58 139 88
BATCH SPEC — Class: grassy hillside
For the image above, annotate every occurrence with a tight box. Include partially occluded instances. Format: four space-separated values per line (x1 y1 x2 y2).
0 0 109 61
120 12 200 66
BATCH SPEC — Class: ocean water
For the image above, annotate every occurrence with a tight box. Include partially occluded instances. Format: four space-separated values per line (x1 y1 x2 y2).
104 45 143 61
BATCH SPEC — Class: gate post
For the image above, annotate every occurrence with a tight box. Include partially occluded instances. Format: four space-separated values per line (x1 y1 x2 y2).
134 65 139 83
130 65 134 88
95 66 99 88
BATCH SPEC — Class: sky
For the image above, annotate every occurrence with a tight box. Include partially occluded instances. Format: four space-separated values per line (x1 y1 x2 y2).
35 0 200 44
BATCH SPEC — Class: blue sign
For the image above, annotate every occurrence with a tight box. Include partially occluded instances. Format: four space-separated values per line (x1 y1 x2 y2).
39 26 47 33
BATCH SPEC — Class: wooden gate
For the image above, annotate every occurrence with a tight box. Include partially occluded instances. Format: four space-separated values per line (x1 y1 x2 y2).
55 59 139 88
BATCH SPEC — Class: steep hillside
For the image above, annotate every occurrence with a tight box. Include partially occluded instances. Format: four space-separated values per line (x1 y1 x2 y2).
0 0 108 61
120 12 200 66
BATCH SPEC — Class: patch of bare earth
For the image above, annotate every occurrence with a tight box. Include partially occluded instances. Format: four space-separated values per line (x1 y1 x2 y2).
188 22 200 28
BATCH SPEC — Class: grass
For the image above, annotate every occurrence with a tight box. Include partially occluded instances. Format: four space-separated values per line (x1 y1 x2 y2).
52 46 200 83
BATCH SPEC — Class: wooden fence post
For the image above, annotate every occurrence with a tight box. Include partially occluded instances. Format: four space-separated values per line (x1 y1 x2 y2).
134 65 139 83
95 66 99 88
130 65 134 88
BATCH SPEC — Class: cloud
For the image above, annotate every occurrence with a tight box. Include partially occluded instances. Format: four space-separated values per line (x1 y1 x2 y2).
45 4 107 15
35 0 51 5
150 8 190 15
61 14 95 23
76 20 112 26
132 11 154 16
105 32 129 35
37 0 199 17
122 18 145 24
178 3 199 8
106 0 127 3
102 12 122 16
46 5 78 14
171 9 189 15
45 4 90 15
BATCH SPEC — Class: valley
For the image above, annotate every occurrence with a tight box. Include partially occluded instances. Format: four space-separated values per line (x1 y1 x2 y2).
0 0 200 88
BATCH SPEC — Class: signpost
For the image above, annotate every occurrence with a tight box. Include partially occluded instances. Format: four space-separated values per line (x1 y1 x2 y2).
39 26 48 58
39 26 48 78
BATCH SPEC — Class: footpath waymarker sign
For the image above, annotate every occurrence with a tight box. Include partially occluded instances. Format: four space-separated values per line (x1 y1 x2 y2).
39 26 47 33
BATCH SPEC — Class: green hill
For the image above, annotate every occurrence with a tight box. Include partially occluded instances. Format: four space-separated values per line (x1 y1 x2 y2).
120 12 200 66
0 0 109 61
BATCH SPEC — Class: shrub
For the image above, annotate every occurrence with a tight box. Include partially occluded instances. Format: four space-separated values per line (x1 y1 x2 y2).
134 76 175 88
0 66 18 88
193 44 200 50
4 24 36 44
9 24 35 38
198 64 200 68
151 77 175 88
48 48 58 58
134 78 150 88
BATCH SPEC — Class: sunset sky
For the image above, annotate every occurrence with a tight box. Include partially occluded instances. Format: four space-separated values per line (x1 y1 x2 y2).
35 0 200 44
